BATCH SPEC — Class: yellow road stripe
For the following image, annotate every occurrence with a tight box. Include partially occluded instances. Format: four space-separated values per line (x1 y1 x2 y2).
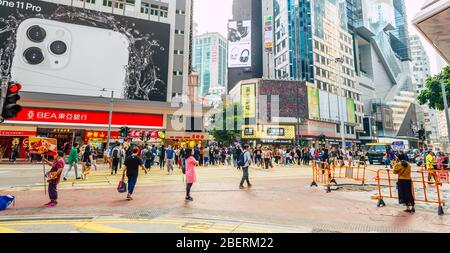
0 227 23 233
74 222 133 233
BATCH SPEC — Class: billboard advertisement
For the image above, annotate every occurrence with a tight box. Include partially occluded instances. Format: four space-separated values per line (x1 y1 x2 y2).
308 86 320 120
228 20 251 68
258 80 308 119
319 89 330 120
346 98 356 124
329 93 339 122
0 0 170 102
340 96 348 123
241 83 256 118
264 15 273 51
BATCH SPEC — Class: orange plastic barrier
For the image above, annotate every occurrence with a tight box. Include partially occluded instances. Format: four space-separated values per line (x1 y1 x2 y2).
311 161 336 193
372 169 446 215
331 160 367 184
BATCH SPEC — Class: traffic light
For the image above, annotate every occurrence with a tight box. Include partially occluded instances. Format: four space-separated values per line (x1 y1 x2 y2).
2 82 22 119
119 127 127 138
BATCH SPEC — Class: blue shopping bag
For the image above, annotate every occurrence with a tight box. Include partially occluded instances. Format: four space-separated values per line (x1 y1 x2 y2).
0 195 15 211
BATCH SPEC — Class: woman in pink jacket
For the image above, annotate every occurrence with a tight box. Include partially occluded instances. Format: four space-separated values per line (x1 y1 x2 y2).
185 148 198 201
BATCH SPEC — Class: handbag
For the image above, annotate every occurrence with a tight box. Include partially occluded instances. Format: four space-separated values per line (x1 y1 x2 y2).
117 179 127 193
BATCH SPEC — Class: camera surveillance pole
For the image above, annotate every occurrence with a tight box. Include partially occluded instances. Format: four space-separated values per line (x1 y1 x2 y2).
0 75 11 124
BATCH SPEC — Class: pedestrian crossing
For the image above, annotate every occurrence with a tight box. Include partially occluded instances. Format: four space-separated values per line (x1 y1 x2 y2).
0 217 311 233
2 165 311 191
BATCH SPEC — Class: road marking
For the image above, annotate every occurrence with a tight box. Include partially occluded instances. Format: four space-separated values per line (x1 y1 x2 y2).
74 222 133 233
0 227 23 233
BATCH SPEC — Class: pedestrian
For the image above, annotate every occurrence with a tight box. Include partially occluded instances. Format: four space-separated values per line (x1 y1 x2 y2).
63 143 80 181
42 151 65 207
159 145 166 170
111 145 121 175
203 146 210 167
166 145 175 175
142 145 153 171
91 149 98 171
239 145 252 189
426 151 437 184
122 148 148 201
185 148 198 201
394 155 415 213
81 145 93 180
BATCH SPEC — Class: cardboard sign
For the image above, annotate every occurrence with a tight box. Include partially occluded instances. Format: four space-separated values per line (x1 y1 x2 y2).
28 137 57 156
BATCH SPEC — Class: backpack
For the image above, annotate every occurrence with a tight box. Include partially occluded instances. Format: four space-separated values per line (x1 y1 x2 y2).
145 149 153 159
238 151 247 167
112 148 119 159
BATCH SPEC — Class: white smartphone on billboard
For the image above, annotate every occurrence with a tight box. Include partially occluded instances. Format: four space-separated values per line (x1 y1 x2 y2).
11 18 130 97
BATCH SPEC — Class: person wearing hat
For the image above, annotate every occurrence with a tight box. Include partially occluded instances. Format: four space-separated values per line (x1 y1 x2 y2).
42 151 65 207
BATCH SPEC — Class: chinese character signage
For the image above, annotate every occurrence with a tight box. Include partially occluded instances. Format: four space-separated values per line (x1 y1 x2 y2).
241 84 256 119
264 15 273 51
28 137 57 156
9 107 164 128
242 125 295 140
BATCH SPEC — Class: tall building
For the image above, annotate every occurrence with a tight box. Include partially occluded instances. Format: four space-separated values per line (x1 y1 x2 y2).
347 0 420 147
193 33 228 102
262 0 364 144
227 0 263 91
0 0 212 160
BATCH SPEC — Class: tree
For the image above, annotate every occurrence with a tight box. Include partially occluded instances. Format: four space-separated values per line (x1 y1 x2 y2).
208 102 243 146
417 66 450 110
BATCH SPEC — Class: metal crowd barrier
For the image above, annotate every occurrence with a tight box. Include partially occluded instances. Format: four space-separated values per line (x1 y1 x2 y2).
310 161 336 193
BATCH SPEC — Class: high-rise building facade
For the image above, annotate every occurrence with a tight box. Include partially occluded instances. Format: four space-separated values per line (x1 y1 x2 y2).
347 0 420 146
410 35 439 145
227 0 263 92
193 33 228 102
265 0 364 142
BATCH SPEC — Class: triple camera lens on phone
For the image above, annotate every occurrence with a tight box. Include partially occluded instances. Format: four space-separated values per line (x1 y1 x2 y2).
23 25 67 65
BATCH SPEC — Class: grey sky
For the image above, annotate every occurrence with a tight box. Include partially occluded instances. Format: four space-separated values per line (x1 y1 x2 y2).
194 0 446 74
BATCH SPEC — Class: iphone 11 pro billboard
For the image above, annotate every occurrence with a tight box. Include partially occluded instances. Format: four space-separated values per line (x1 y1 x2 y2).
0 0 170 102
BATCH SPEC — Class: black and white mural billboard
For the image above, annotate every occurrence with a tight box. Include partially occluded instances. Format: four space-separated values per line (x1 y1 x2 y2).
0 0 170 102
228 20 251 68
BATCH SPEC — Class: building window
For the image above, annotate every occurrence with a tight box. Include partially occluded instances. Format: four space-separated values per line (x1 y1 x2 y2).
160 6 168 17
175 30 185 35
173 71 183 76
176 9 185 15
141 2 150 14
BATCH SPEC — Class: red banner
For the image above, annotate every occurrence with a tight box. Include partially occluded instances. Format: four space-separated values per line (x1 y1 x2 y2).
9 108 164 128
0 130 36 137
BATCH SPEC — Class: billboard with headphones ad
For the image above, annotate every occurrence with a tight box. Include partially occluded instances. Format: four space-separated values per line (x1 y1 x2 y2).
228 20 251 68
0 0 170 102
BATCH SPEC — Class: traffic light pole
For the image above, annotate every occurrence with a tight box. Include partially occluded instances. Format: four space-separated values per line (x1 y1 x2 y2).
441 80 450 155
106 90 114 151
0 76 11 123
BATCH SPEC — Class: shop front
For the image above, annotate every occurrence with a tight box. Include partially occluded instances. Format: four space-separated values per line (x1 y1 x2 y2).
0 126 37 161
3 107 165 156
242 125 296 147
165 132 210 148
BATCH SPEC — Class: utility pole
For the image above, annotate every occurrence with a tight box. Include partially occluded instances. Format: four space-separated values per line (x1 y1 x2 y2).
441 79 450 154
335 57 346 150
0 76 10 123
102 89 114 152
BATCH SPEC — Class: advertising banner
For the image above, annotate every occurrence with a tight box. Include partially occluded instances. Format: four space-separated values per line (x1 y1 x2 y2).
329 93 340 122
242 125 295 140
319 89 330 120
0 0 170 102
28 137 57 156
308 86 320 120
241 83 256 118
346 98 356 124
8 107 164 129
228 20 251 68
264 15 273 51
340 97 348 123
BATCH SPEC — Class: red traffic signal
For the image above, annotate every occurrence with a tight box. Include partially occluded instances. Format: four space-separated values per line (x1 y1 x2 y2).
2 82 23 119
8 83 22 93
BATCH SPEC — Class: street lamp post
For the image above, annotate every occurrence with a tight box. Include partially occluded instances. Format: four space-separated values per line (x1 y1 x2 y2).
441 80 450 155
335 57 346 150
101 89 114 151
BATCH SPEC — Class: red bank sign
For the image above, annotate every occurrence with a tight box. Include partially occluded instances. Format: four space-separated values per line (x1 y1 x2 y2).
8 108 164 129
